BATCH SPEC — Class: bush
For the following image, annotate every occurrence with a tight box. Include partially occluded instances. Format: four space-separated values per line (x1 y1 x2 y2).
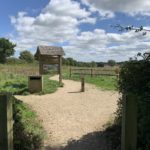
114 60 150 149
19 50 34 63
13 97 45 150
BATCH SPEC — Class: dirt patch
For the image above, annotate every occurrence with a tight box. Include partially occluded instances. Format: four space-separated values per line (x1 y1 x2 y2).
16 75 119 149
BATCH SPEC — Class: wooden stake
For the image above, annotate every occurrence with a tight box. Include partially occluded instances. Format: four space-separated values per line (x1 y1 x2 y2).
81 77 85 92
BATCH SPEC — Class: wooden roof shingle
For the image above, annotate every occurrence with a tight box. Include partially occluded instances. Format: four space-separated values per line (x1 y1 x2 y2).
35 46 65 57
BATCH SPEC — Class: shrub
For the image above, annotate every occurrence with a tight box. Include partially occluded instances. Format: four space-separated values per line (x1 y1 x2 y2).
114 60 150 149
13 97 45 150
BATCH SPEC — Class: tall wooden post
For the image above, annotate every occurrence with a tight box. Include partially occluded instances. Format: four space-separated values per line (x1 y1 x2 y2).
58 55 62 85
0 93 13 150
121 93 137 150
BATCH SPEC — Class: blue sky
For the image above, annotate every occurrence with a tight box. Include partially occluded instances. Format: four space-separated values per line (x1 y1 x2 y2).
1 0 150 61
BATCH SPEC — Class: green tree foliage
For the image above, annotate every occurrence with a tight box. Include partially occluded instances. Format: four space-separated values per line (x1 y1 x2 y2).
63 57 106 67
97 62 104 67
90 61 97 67
0 38 16 63
108 59 116 66
19 50 34 63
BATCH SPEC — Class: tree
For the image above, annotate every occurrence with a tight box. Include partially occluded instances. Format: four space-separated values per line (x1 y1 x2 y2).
90 61 97 67
19 50 34 63
108 59 116 66
0 38 16 63
97 62 104 67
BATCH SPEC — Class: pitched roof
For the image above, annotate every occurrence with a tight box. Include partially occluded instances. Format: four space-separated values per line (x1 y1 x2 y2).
36 46 65 56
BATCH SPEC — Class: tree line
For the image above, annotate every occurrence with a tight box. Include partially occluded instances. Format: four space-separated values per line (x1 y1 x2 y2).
62 57 118 67
0 37 122 66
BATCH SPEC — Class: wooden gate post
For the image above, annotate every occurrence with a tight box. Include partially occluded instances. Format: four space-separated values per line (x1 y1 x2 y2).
0 93 13 150
81 77 85 92
121 93 137 150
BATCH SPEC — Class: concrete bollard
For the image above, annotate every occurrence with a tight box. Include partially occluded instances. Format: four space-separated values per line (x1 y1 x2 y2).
0 93 13 150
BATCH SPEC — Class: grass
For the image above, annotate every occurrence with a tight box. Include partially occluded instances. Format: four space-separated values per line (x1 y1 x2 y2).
62 66 118 91
0 72 59 95
40 75 59 94
13 97 45 149
0 64 118 93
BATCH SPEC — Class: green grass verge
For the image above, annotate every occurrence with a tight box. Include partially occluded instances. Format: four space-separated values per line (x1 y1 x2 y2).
0 73 59 95
40 75 59 94
13 97 45 150
63 71 118 91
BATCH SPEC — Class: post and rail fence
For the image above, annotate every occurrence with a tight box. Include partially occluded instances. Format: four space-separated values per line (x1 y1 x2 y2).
69 67 120 79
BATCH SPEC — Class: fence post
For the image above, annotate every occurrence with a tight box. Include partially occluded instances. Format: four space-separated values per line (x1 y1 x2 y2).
0 93 13 150
70 67 72 78
115 68 120 80
91 68 93 77
121 93 137 150
81 77 85 92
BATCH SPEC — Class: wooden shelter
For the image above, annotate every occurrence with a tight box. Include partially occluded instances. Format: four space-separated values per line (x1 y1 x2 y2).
35 46 65 85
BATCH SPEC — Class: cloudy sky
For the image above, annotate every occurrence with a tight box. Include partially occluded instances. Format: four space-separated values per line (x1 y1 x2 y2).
1 0 150 62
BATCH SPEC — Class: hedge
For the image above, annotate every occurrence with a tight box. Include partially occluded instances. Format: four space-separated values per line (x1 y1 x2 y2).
114 60 150 150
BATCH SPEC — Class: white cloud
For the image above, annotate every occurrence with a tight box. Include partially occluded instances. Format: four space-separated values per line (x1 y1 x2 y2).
82 0 150 17
10 0 150 62
10 0 95 51
64 29 150 61
43 0 90 18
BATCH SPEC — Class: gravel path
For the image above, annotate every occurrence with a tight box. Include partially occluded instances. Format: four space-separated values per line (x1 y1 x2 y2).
16 75 119 150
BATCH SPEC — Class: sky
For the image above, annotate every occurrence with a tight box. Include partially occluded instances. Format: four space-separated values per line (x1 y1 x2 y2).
1 0 150 62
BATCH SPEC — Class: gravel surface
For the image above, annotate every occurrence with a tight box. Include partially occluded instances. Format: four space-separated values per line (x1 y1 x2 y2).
16 75 119 150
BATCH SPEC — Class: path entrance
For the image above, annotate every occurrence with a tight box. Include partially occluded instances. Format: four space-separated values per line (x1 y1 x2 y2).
16 75 119 150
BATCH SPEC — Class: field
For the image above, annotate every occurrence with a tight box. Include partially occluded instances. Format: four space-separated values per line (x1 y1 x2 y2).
0 64 118 92
62 66 118 91
0 64 59 95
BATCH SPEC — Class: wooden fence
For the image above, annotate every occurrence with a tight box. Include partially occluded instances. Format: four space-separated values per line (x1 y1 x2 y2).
69 67 119 78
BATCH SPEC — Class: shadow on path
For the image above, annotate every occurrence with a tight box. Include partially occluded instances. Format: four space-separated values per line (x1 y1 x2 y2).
43 124 121 150
44 131 109 150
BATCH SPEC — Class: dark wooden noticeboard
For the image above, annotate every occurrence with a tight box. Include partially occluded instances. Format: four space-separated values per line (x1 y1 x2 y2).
35 46 65 85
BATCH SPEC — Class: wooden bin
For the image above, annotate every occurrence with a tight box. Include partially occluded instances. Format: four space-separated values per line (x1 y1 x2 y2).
28 75 43 93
